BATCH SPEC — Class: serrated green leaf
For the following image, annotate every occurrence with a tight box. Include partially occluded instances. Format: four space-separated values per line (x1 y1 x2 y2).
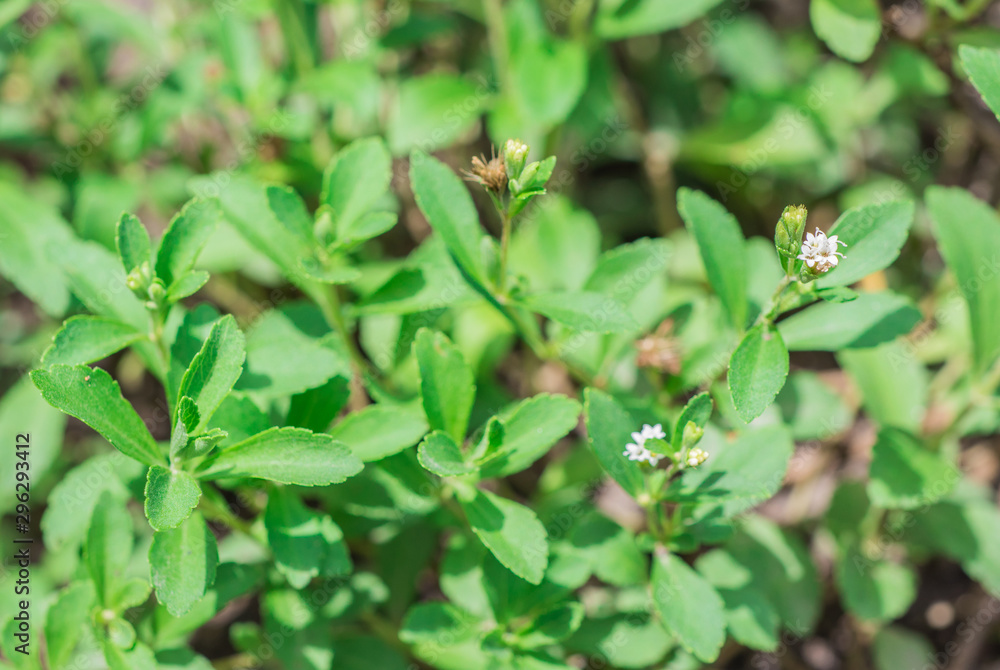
959 45 1000 120
177 314 246 432
286 376 351 432
728 323 789 423
31 365 164 466
413 328 475 443
198 427 363 486
116 212 152 274
44 582 95 669
677 188 747 329
155 198 221 289
583 388 644 498
478 394 580 477
515 291 639 333
322 137 393 236
41 315 144 367
329 403 429 461
777 291 921 351
867 428 955 509
265 487 342 588
460 488 548 584
926 186 1000 373
816 200 914 288
145 465 202 532
409 151 486 283
336 210 398 247
266 184 315 244
516 602 584 648
417 431 474 476
149 511 218 617
810 0 881 62
651 552 726 662
86 491 134 607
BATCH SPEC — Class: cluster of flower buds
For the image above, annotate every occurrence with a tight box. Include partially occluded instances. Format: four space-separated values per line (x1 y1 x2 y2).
125 261 168 311
623 421 709 470
466 139 557 218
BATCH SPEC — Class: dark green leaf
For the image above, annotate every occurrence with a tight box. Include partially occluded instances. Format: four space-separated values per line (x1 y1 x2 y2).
516 291 639 333
583 388 644 498
417 431 474 476
177 314 246 432
777 291 921 351
816 200 914 288
149 511 218 617
868 428 955 510
155 198 221 289
86 491 134 607
651 551 726 662
460 488 548 584
728 323 789 423
329 403 429 462
31 365 164 466
144 465 202 531
116 212 152 274
413 328 475 443
479 394 581 477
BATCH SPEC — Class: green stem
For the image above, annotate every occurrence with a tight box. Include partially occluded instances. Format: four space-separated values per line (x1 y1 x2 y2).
756 275 794 327
497 209 513 294
319 285 375 379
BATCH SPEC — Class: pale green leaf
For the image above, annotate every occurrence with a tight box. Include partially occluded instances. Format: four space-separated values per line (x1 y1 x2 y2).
322 136 393 235
867 427 955 510
651 552 726 662
198 427 363 486
728 323 789 423
460 489 548 584
86 491 134 607
516 291 639 333
816 200 914 288
677 188 747 328
926 186 1000 373
149 511 218 617
810 0 882 63
777 291 921 351
959 45 1000 120
413 328 475 443
44 582 95 669
329 403 428 462
116 212 152 274
417 431 474 476
583 388 644 498
479 394 581 478
595 0 726 39
155 198 221 289
144 465 202 532
177 314 246 432
41 316 144 367
836 549 916 622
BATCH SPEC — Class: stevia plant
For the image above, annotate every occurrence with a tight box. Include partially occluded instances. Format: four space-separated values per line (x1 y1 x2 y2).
3 1 1000 669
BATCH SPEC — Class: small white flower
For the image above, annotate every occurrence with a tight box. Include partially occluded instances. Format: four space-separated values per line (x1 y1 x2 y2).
505 138 528 162
797 228 846 274
622 424 666 466
685 448 708 467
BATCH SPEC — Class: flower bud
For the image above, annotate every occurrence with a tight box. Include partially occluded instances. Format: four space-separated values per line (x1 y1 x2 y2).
775 205 807 271
680 420 704 449
503 138 529 182
147 279 167 306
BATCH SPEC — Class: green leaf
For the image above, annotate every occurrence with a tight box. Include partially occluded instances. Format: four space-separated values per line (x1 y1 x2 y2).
265 487 348 588
198 427 363 486
672 392 712 451
926 186 1000 373
86 491 134 607
460 488 549 584
149 511 218 617
409 151 486 284
697 549 780 651
144 465 202 532
336 211 398 248
57 238 147 329
516 291 639 333
236 307 351 398
31 365 164 466
41 315 144 367
867 428 955 510
677 188 747 329
583 388 645 498
116 212 152 274
569 513 646 587
322 136 393 236
0 376 64 517
413 328 475 443
389 76 487 155
566 613 675 668
329 403 429 462
417 431 475 476
594 0 726 39
835 549 916 622
816 200 914 288
838 341 927 432
959 45 1000 120
671 426 794 518
266 184 315 244
777 291 921 350
728 323 789 423
286 376 351 432
516 602 584 648
102 641 159 670
810 0 881 63
0 181 73 316
873 626 935 670
177 314 247 432
479 394 581 477
45 582 95 669
167 271 210 301
155 198 221 289
651 552 726 662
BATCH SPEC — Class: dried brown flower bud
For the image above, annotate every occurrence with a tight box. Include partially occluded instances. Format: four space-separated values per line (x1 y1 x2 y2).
463 147 507 194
